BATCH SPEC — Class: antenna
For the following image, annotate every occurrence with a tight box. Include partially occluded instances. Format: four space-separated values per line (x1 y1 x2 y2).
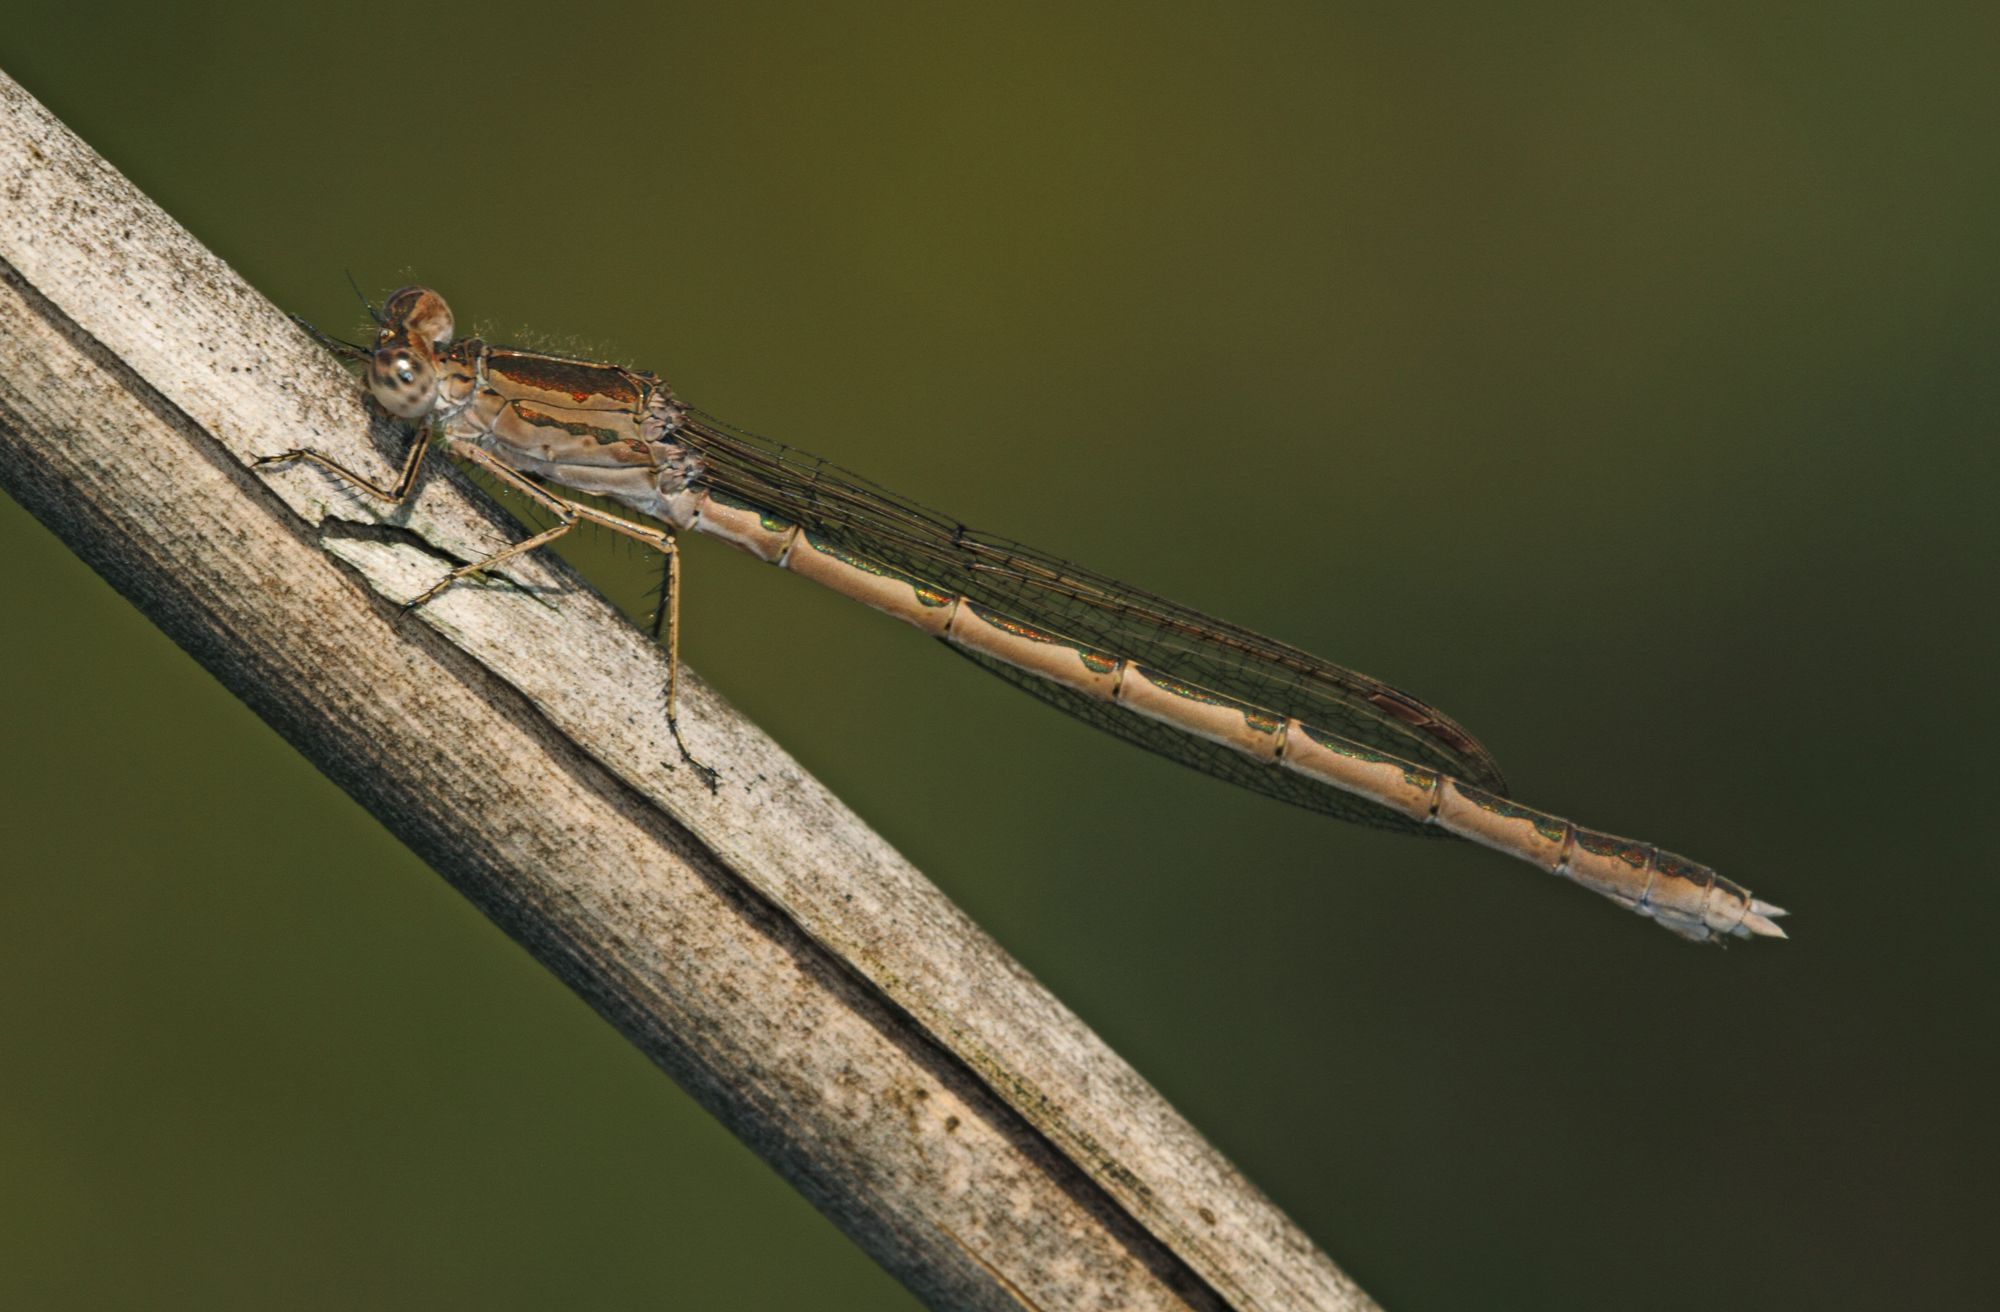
344 270 384 326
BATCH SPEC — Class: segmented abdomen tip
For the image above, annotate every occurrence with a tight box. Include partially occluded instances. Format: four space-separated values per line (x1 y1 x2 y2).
1740 901 1790 939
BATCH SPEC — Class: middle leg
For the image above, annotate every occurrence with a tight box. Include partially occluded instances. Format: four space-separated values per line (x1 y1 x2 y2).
434 445 720 792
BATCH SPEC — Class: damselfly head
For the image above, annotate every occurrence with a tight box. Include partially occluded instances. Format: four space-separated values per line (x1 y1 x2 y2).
366 287 455 419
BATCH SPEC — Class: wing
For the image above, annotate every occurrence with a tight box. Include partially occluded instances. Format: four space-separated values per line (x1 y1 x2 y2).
675 411 1508 833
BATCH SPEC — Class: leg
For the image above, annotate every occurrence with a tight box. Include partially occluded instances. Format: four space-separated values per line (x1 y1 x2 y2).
253 419 434 504
401 513 582 610
655 530 720 792
392 440 600 604
442 446 720 792
649 550 673 641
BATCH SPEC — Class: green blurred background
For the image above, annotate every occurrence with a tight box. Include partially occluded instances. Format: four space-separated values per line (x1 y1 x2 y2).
2 3 1993 1308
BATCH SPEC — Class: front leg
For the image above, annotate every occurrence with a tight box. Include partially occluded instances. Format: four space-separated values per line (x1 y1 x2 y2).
253 419 434 505
391 441 586 610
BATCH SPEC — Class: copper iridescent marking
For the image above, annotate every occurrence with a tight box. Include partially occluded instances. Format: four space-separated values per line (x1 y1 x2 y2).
254 285 1789 946
1135 668 1283 736
955 602 1123 679
1298 722 1389 762
1574 829 1652 868
802 531 939 599
974 606 1062 644
704 487 796 534
972 603 1091 651
1298 724 1438 790
1466 790 1569 845
1653 849 1706 882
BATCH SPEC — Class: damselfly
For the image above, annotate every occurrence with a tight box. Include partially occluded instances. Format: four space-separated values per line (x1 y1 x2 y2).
257 287 1787 944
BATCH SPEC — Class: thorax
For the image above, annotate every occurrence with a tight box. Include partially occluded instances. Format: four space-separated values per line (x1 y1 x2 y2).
432 342 701 522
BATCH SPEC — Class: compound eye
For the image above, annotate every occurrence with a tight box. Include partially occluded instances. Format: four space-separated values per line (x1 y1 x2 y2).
369 348 438 419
